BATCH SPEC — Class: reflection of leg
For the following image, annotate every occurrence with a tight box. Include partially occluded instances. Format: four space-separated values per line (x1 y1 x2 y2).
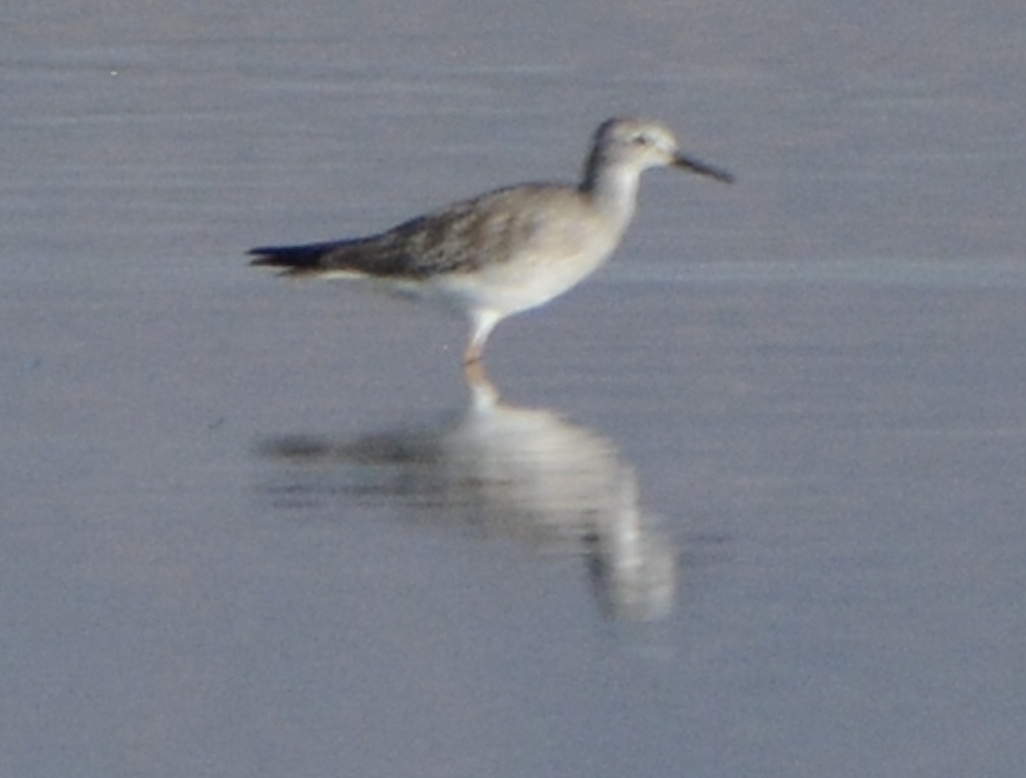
463 359 500 409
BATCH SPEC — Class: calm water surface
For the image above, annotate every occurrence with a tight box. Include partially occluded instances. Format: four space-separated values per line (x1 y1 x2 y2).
3 2 1025 777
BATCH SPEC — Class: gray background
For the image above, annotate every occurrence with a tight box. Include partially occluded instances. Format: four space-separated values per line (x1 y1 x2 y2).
3 2 1024 777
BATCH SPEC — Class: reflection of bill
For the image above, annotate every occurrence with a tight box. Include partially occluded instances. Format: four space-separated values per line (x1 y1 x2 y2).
255 365 677 621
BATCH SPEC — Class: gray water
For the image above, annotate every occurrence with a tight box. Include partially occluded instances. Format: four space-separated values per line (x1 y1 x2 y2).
3 3 1025 777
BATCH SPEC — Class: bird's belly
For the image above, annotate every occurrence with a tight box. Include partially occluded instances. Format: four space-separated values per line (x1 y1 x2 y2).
433 239 616 317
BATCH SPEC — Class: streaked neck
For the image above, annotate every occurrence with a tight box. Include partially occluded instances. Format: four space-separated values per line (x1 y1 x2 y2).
580 152 641 231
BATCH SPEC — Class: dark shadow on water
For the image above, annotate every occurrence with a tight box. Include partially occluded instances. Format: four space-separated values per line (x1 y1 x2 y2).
253 364 679 621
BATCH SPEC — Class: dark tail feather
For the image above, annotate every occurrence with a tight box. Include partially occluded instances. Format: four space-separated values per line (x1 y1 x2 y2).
247 241 343 274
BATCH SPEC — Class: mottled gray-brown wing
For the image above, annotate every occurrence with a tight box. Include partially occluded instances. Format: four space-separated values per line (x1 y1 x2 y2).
371 184 571 277
249 184 566 278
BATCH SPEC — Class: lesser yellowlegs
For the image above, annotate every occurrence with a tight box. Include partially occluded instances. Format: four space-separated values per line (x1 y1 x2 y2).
249 117 733 364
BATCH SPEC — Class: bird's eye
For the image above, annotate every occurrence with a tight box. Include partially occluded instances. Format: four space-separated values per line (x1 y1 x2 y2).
630 133 651 146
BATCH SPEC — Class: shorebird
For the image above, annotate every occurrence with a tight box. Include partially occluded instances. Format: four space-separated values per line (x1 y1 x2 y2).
249 117 732 364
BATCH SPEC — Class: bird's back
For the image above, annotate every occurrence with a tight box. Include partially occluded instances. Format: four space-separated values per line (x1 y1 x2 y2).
249 182 615 281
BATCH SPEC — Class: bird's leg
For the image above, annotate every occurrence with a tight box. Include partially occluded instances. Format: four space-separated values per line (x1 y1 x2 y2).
463 341 483 365
465 309 500 366
463 359 500 408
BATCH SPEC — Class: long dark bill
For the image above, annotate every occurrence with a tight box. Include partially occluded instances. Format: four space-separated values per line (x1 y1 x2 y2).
673 153 735 184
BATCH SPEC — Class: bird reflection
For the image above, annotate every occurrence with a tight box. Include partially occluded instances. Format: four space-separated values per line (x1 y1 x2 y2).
255 364 677 621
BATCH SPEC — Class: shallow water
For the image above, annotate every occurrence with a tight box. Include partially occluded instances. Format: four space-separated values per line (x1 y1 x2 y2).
3 3 1025 777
